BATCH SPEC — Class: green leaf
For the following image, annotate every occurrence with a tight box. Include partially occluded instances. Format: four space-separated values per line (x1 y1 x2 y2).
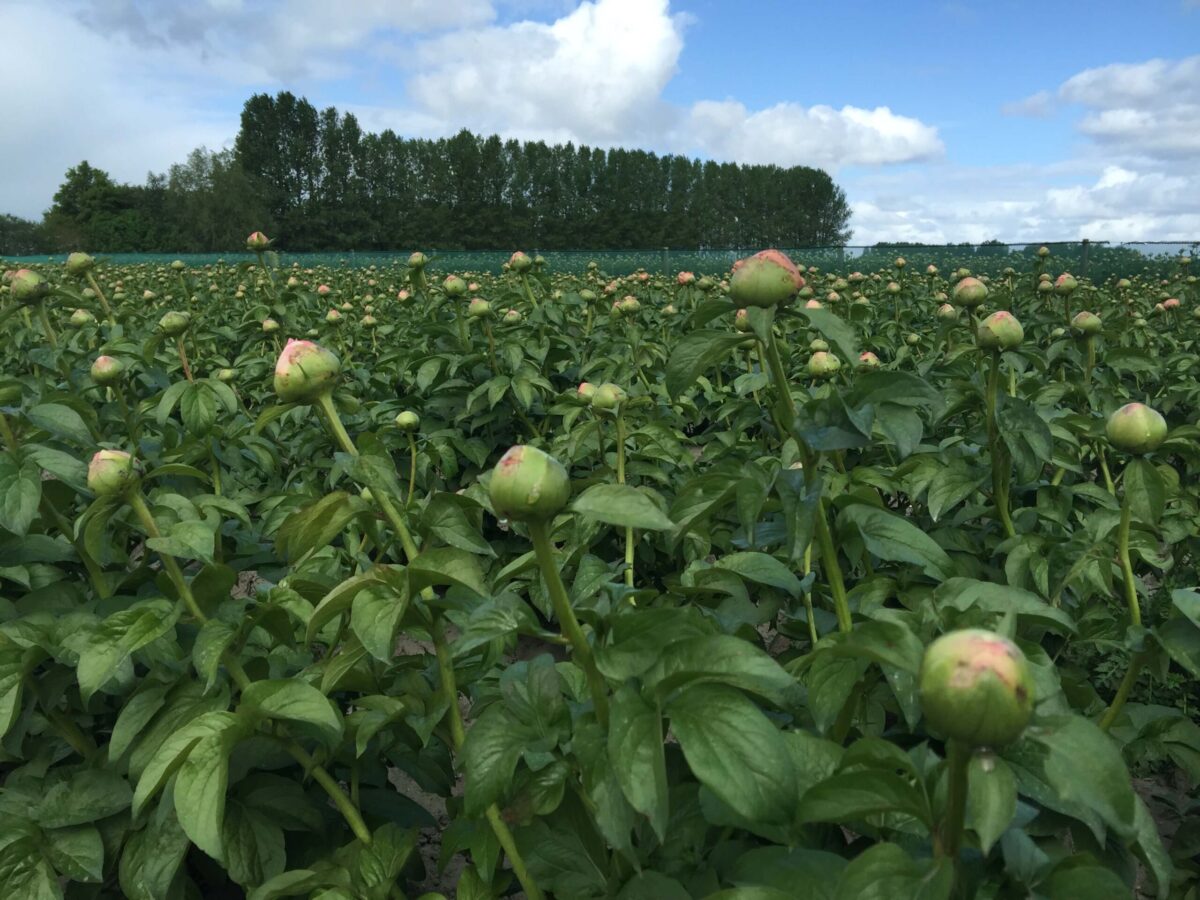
667 683 796 824
355 823 417 891
0 451 41 536
175 727 239 860
119 811 191 900
0 836 61 900
275 492 369 562
1123 458 1165 526
193 619 237 692
795 307 859 362
1029 714 1136 839
351 583 410 662
421 494 496 556
27 403 92 446
146 520 215 564
1044 858 1131 899
248 868 354 900
618 871 692 900
44 825 104 882
37 769 132 828
996 395 1053 484
77 599 180 701
967 755 1016 854
306 568 396 644
647 634 799 706
838 504 954 579
925 461 982 523
608 684 669 841
727 846 846 899
222 801 286 888
133 710 239 818
824 618 924 674
666 330 748 397
934 578 1075 633
799 770 931 828
239 680 343 748
462 706 529 816
408 546 488 598
715 551 803 597
834 843 953 900
572 483 675 531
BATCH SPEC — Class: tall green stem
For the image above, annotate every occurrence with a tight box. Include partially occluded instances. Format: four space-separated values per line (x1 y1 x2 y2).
85 272 116 325
527 519 610 725
1100 484 1144 731
986 351 1016 539
615 411 634 589
935 739 971 864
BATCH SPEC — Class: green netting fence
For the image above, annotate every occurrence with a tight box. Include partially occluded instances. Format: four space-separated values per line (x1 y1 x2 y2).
4 241 1196 281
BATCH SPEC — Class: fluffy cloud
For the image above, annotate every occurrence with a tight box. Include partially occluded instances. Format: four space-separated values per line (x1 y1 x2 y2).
1057 56 1200 159
407 0 684 144
684 101 943 170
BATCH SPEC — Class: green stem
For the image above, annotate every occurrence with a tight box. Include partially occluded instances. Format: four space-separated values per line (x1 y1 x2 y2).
127 491 372 844
521 274 539 309
935 739 971 862
763 323 797 432
36 305 58 349
1100 485 1143 731
814 498 852 633
987 351 1016 539
85 273 115 325
485 806 544 900
0 412 18 452
406 433 417 507
616 411 634 589
1097 444 1115 495
176 337 194 383
527 519 610 725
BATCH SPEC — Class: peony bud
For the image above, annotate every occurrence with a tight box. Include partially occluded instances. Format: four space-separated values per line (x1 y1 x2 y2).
857 351 881 370
408 252 428 269
976 311 1024 351
158 311 190 336
394 410 420 431
952 277 987 308
216 368 236 383
443 275 468 297
1071 311 1102 336
1106 403 1167 454
509 251 533 273
591 382 627 413
488 445 570 523
91 355 124 385
273 339 340 404
70 308 96 327
10 269 49 305
918 628 1034 748
936 303 959 322
467 298 491 318
577 382 597 401
262 318 280 334
808 351 841 379
65 252 95 277
247 231 271 252
729 249 805 309
1053 273 1078 295
87 449 142 497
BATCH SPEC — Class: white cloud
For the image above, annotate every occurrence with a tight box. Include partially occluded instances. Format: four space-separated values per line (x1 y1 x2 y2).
408 0 685 144
684 100 943 170
1057 55 1200 160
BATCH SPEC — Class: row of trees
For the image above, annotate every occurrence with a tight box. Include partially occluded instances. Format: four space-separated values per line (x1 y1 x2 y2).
5 92 853 255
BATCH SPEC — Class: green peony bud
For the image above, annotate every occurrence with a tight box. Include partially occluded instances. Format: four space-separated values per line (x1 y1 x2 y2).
502 308 522 324
591 382 627 414
10 269 50 305
408 251 428 269
1054 273 1078 295
489 445 570 523
467 298 491 318
857 351 881 370
247 231 271 252
216 368 236 383
976 311 1024 351
509 251 533 273
87 449 142 497
936 303 959 322
91 355 124 385
1071 311 1102 336
262 317 280 334
70 308 96 327
159 311 191 337
952 276 987 308
729 249 805 309
65 252 95 277
273 339 340 404
1106 402 1167 454
808 351 841 379
394 410 420 431
443 275 468 297
918 628 1034 748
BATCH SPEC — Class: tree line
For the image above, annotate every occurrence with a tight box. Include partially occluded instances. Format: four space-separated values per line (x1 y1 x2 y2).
5 91 853 255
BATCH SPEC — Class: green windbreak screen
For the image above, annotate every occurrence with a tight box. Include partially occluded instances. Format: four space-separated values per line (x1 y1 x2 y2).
4 242 1196 281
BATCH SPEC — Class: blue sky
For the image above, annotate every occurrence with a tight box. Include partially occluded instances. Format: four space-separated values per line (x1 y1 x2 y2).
3 0 1198 242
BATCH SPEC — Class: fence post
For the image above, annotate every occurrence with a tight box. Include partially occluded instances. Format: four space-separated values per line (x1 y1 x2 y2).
1081 239 1090 278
